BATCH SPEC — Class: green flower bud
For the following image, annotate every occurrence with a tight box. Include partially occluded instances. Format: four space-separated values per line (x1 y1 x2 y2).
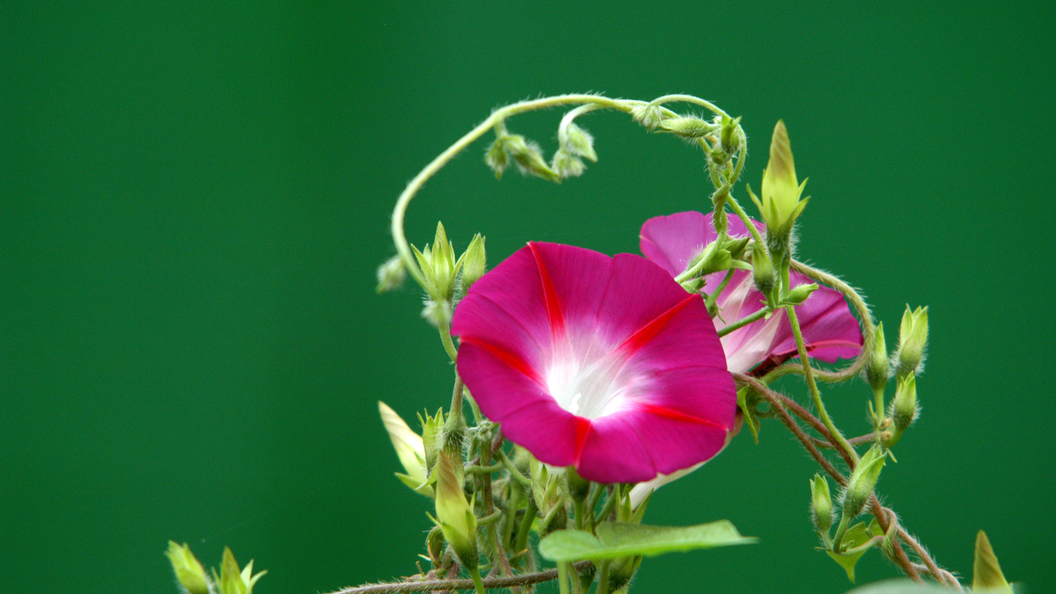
721 115 742 155
165 541 213 594
840 445 886 519
865 321 890 394
565 466 590 502
658 116 720 139
434 451 478 571
783 282 819 306
895 305 928 379
412 221 466 303
500 134 561 182
484 137 510 179
418 408 445 475
375 255 406 293
810 474 834 533
551 148 585 179
559 121 598 162
420 299 452 329
750 120 809 248
973 531 1012 593
890 373 919 432
459 234 486 291
631 103 663 130
378 401 433 497
751 242 776 300
213 547 266 594
426 525 446 567
607 555 644 593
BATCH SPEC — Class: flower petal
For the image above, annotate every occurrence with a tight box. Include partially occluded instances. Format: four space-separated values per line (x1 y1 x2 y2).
639 212 863 373
453 242 736 483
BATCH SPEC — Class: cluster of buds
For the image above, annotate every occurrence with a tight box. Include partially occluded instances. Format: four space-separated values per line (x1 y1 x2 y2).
411 222 486 328
165 542 266 594
485 133 560 182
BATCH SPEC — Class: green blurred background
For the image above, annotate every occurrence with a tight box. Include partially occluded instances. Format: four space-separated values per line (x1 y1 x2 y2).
3 2 1054 593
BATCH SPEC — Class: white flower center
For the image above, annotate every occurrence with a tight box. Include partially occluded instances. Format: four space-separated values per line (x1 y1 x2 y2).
545 342 634 419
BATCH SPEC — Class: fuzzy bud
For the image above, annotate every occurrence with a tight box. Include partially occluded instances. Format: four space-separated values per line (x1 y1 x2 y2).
165 541 213 594
434 451 478 571
560 121 598 162
375 255 406 293
503 134 561 182
720 115 742 154
459 234 486 291
841 445 886 519
865 321 890 393
658 116 720 139
810 474 834 533
631 103 663 130
551 149 585 179
895 305 928 379
485 137 510 179
783 282 819 307
890 373 919 432
751 242 776 300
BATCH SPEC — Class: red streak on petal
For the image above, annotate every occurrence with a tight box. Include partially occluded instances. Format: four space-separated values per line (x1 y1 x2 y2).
461 337 546 388
616 293 699 356
637 402 728 430
571 416 592 466
528 242 566 341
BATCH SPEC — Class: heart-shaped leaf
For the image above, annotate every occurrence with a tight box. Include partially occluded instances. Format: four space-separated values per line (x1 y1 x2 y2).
539 520 755 562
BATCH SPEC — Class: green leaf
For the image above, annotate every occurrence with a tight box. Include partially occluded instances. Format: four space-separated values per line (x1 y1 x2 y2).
827 522 877 583
538 521 755 562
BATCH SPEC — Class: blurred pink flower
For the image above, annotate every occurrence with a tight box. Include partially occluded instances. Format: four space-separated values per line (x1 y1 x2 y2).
640 211 863 375
452 242 737 484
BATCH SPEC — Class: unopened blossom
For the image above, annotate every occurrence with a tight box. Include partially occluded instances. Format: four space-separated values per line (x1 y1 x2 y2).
451 242 737 484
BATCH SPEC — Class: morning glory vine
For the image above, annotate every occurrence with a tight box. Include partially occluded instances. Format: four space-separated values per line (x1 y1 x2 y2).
166 94 1016 594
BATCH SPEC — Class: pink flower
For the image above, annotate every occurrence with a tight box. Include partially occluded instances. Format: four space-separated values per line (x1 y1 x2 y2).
452 242 737 484
639 211 863 375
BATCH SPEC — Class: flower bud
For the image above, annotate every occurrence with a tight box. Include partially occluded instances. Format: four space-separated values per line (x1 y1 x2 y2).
497 134 561 182
165 541 213 594
412 221 465 304
751 242 776 300
559 121 597 162
721 115 742 155
434 450 478 571
973 531 1012 593
485 137 510 179
783 282 819 307
750 120 809 246
565 466 590 502
378 401 433 497
895 305 928 379
631 103 663 130
214 547 266 594
418 408 444 475
865 321 890 394
375 255 406 293
890 373 919 432
840 445 886 519
551 149 585 179
426 525 446 567
810 474 834 533
658 116 720 139
606 555 644 593
459 234 486 291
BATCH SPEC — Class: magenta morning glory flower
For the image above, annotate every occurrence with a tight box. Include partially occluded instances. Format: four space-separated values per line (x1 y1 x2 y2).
451 242 737 484
639 211 863 375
